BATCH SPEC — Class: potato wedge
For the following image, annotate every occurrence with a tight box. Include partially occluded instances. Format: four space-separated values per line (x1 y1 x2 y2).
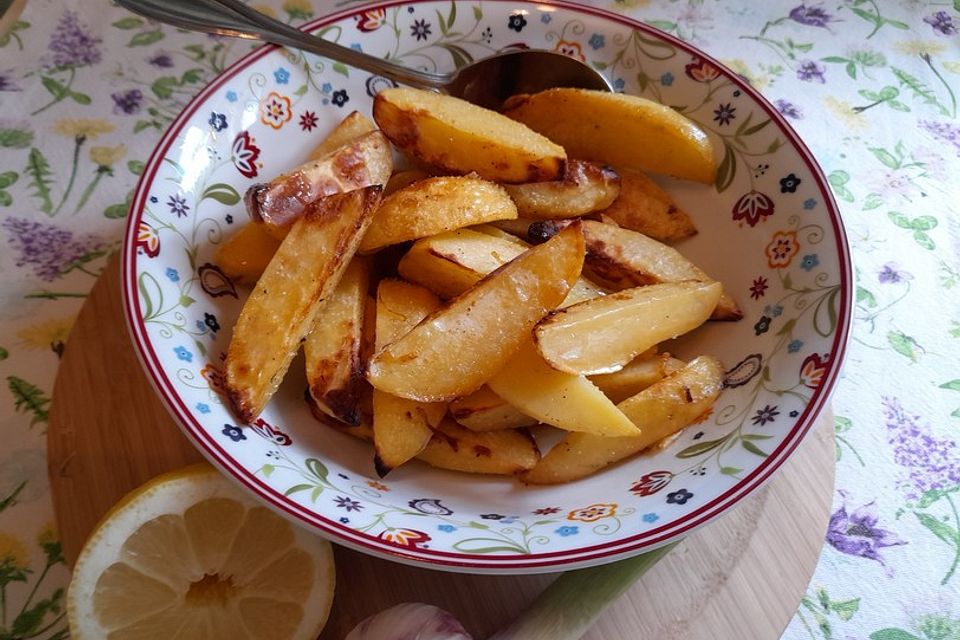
372 279 446 475
225 186 382 422
534 281 722 375
307 111 377 161
589 353 686 403
487 339 639 437
383 169 430 196
215 223 282 284
503 88 715 184
599 169 696 242
522 356 724 484
373 87 565 183
397 228 602 305
359 175 518 252
470 223 528 245
304 257 371 426
450 385 536 432
416 419 540 475
245 130 392 234
569 219 741 321
307 388 374 442
502 160 620 219
367 223 585 402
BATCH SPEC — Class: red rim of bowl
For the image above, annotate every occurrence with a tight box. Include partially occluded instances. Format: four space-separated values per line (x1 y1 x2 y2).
121 0 853 572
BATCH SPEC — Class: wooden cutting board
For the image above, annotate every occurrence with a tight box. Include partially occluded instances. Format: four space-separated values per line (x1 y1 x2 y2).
48 256 834 639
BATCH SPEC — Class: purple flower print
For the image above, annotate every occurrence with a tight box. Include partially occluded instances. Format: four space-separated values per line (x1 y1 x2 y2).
111 89 143 115
826 497 905 566
921 120 960 158
924 11 957 36
774 99 803 120
878 263 912 284
796 60 826 83
148 52 174 68
47 11 102 69
884 396 960 502
0 71 19 92
2 217 107 282
788 4 835 28
410 19 431 41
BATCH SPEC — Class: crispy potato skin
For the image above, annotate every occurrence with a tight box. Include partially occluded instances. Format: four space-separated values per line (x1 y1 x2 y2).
373 87 565 183
502 160 621 219
245 130 392 233
307 110 376 161
225 185 382 423
597 168 697 243
503 88 716 184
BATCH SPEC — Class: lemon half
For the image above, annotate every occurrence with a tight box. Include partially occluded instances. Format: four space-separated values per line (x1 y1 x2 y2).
68 464 335 640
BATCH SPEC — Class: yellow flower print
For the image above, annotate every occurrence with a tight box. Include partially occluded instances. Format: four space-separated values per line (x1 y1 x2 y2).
554 40 586 62
610 0 650 8
892 40 947 57
52 118 115 140
260 92 293 130
765 230 800 269
822 96 867 132
722 59 770 91
89 144 127 167
251 3 277 19
37 521 57 548
567 503 618 522
282 0 313 18
944 61 960 74
0 531 29 571
18 315 75 351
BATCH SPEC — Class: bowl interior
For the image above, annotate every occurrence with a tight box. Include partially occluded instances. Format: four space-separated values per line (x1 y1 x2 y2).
123 0 850 573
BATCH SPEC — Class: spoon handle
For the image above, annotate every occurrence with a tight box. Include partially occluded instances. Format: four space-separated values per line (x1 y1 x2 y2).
116 0 452 90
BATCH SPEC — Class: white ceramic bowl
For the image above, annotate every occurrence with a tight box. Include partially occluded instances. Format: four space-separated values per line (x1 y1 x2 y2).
122 0 852 574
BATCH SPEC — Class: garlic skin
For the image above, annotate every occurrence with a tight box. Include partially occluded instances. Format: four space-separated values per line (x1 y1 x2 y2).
346 603 473 640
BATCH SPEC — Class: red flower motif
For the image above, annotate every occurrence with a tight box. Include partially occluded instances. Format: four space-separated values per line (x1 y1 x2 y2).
231 131 261 179
299 110 319 132
200 363 227 395
533 507 561 515
355 8 386 32
250 418 293 446
198 263 237 298
630 470 674 496
732 190 775 227
135 222 160 258
684 56 721 82
800 353 829 389
765 230 800 269
554 40 585 62
378 528 431 549
749 276 769 300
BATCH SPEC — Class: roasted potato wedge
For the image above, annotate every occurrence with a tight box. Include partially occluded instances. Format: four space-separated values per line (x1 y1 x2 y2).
416 419 540 475
502 160 620 219
383 169 430 196
543 219 741 320
589 353 686 404
598 169 696 242
373 87 565 183
359 175 518 252
449 385 536 432
534 281 722 375
503 88 716 184
215 223 282 284
307 110 376 161
367 223 585 402
522 356 724 484
245 130 392 235
372 279 446 475
487 339 639 437
397 228 602 305
304 257 371 426
225 186 382 422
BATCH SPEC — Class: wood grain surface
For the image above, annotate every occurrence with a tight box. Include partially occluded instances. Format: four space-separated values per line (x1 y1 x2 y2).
48 256 834 639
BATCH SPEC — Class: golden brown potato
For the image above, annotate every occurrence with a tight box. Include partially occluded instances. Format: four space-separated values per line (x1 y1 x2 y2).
373 87 565 183
598 169 697 243
307 111 376 161
304 257 371 425
502 160 620 219
589 353 686 404
397 228 602 305
372 279 446 475
503 88 715 184
522 356 724 484
577 219 741 320
367 223 585 402
534 281 722 375
415 419 540 475
245 130 392 235
383 169 430 196
486 339 640 437
359 175 518 252
224 186 382 423
215 223 282 284
449 386 536 432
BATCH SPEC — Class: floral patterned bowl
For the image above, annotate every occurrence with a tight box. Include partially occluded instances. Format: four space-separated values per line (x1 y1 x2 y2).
122 0 852 573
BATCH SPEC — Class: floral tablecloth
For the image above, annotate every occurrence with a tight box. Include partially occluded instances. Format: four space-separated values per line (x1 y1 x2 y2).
0 0 958 638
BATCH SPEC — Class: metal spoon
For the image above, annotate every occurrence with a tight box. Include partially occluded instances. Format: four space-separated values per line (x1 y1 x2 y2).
115 0 612 109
